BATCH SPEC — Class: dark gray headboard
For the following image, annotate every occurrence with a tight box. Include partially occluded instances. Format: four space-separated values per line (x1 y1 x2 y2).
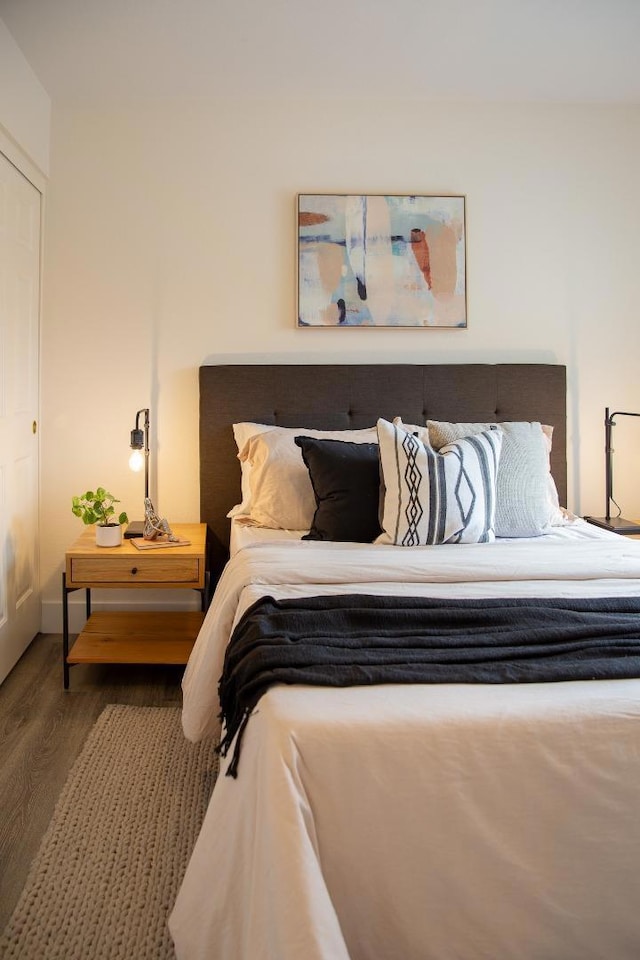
200 363 567 574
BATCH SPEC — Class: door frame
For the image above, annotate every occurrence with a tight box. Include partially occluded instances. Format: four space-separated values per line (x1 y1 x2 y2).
0 123 46 671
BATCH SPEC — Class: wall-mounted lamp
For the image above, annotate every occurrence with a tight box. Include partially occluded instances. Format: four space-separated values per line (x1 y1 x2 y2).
124 408 150 539
585 407 640 535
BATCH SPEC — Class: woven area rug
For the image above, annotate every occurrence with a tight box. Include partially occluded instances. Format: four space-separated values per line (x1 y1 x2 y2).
0 704 218 960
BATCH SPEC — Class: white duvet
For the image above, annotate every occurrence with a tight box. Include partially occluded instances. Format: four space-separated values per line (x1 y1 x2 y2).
170 522 640 960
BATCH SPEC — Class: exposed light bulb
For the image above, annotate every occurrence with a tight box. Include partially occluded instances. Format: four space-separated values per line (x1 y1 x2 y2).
129 449 144 472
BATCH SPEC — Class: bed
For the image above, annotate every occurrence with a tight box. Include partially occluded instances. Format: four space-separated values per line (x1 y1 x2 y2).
169 363 640 960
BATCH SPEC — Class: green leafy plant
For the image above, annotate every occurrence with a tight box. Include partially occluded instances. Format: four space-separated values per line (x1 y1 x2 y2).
71 488 128 527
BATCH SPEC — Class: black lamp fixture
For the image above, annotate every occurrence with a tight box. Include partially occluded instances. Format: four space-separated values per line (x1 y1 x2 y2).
124 407 150 539
585 407 640 535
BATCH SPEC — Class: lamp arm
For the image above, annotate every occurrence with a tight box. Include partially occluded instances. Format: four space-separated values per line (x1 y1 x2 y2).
604 409 640 522
607 411 640 424
605 407 612 520
132 408 150 500
142 409 150 500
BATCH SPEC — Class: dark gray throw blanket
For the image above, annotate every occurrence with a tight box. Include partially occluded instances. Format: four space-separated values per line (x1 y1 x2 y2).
218 594 640 777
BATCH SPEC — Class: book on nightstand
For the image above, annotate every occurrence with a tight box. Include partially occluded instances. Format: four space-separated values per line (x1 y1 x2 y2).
131 537 192 550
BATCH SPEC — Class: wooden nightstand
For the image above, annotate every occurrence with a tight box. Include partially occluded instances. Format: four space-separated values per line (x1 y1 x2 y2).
62 523 208 688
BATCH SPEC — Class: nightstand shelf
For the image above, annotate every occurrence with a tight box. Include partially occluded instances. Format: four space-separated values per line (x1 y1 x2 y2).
62 523 208 688
66 610 205 665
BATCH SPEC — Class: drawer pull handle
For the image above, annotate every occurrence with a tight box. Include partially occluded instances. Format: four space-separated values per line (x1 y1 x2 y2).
131 567 138 575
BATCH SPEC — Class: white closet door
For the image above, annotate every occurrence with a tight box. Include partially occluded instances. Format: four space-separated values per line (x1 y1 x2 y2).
0 151 41 685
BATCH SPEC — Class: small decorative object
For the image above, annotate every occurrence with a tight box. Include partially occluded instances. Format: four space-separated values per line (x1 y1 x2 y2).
297 194 467 327
143 497 178 541
71 488 128 547
584 407 640 535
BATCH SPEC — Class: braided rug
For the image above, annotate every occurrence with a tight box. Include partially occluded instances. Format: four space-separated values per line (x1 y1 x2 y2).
0 704 218 960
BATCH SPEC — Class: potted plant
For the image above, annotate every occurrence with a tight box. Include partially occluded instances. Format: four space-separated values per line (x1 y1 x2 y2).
72 488 129 547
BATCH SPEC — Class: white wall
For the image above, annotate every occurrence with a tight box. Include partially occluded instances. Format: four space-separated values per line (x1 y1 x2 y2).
0 17 50 176
40 98 640 628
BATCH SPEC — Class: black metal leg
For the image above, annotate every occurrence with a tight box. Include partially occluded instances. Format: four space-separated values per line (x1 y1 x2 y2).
86 588 91 618
202 571 212 611
200 579 206 612
62 572 70 689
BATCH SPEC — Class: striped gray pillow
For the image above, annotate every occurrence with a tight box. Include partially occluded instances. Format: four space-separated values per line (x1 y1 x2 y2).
377 418 503 546
426 420 557 537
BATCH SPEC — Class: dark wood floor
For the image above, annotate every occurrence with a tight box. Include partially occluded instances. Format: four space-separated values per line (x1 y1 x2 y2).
0 633 183 932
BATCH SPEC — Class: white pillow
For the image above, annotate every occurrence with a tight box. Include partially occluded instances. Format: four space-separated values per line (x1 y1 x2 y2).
538 425 564 522
426 420 560 537
392 417 430 443
231 424 377 529
229 422 277 518
377 418 503 546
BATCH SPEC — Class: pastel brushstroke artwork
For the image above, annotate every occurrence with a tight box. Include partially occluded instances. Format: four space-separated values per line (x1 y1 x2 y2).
297 194 466 327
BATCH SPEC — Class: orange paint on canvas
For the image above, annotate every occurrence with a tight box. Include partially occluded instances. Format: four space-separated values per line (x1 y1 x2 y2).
410 228 432 289
427 223 458 298
299 212 330 226
316 242 343 296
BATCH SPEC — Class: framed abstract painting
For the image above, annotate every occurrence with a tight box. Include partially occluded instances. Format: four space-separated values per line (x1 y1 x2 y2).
297 194 467 328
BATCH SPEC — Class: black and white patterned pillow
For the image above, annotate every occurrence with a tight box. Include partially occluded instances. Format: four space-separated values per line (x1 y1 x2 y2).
426 420 559 537
377 418 503 546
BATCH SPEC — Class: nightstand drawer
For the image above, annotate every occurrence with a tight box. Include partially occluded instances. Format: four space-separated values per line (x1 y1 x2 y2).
69 556 201 585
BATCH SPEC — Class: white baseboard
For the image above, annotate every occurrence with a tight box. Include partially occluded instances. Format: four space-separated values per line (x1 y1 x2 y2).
41 594 202 635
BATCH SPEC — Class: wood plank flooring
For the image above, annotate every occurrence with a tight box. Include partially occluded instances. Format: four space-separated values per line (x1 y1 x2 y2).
0 633 183 932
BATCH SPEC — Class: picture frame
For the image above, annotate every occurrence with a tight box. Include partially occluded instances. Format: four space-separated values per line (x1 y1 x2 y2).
297 194 467 328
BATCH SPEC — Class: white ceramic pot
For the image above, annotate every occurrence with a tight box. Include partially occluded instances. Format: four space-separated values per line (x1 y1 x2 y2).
95 523 123 547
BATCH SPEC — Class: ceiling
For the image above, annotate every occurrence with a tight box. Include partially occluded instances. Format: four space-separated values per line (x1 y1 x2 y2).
1 0 639 105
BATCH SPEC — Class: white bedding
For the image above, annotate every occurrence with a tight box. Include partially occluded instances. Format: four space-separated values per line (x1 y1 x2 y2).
229 518 304 556
170 521 640 960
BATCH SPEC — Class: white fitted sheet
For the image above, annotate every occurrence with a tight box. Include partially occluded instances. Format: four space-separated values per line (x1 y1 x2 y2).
171 519 640 960
229 518 305 556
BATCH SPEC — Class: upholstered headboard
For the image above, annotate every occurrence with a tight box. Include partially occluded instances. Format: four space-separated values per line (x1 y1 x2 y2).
199 363 567 574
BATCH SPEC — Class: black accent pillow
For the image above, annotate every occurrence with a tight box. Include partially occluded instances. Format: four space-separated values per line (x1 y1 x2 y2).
294 437 382 542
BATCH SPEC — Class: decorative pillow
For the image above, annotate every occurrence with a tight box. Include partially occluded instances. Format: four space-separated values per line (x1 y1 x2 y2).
426 420 559 538
392 417 430 443
295 437 382 542
229 422 279 518
234 425 377 530
377 418 503 546
539 425 563 521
